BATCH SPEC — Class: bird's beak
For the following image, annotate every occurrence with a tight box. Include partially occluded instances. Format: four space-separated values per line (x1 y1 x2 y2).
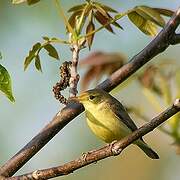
67 92 88 104
76 92 88 103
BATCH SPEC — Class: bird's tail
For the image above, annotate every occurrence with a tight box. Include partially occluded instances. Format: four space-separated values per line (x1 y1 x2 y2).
136 140 159 159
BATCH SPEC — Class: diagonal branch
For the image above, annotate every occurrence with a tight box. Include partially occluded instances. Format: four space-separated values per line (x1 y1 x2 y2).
0 7 180 178
170 33 180 45
6 99 180 180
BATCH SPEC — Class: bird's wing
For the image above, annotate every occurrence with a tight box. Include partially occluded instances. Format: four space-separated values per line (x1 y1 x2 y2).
108 96 138 132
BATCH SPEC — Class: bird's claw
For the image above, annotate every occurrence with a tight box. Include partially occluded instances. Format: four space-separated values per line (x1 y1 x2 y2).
109 140 122 156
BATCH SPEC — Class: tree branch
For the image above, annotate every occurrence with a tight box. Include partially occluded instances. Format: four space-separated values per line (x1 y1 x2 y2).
6 99 180 180
0 7 180 178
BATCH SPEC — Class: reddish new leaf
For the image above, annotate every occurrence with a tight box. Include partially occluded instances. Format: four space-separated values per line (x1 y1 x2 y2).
153 8 174 17
86 20 95 49
80 51 126 90
94 2 118 13
94 11 114 33
68 3 86 12
68 10 83 30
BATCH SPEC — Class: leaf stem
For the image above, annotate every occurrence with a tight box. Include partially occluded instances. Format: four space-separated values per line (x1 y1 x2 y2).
49 38 70 44
54 0 77 39
76 3 90 35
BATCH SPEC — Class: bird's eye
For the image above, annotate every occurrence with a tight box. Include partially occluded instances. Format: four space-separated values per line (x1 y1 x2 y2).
89 95 95 100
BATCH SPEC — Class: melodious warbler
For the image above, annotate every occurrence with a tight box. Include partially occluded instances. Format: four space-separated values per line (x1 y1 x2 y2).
77 89 159 159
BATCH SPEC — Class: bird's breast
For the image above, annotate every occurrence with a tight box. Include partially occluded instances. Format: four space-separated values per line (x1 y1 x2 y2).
85 105 131 143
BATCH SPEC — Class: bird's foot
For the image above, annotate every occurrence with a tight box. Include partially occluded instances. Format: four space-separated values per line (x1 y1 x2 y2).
108 140 122 156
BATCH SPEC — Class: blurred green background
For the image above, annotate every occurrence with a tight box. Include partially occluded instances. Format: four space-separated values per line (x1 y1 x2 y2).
0 0 180 180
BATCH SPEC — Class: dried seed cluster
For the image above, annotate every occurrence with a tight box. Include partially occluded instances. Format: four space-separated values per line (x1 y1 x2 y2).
53 61 72 104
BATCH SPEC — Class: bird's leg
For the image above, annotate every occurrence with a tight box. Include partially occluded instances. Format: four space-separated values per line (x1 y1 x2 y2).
108 140 122 156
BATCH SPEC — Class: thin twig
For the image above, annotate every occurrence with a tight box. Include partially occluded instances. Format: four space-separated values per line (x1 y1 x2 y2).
69 44 80 97
0 7 180 178
6 99 180 180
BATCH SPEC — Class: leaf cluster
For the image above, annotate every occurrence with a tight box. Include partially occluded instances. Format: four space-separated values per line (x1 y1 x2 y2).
68 1 122 49
24 37 59 72
127 6 173 36
12 1 174 50
68 1 174 48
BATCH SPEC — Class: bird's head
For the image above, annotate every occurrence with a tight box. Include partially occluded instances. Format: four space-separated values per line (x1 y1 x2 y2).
77 89 107 110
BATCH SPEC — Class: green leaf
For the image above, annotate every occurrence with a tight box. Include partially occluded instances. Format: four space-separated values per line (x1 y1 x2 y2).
115 13 125 19
76 4 90 34
153 8 174 17
68 10 83 30
44 44 59 60
24 42 41 71
128 11 157 36
68 3 86 12
106 14 123 30
135 6 165 27
42 36 50 41
86 20 95 49
0 64 15 102
55 0 76 39
35 54 42 72
95 2 118 13
51 37 59 41
12 0 40 5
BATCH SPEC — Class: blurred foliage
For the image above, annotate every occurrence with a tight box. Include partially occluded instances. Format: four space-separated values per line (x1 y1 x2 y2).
80 51 126 90
136 62 180 154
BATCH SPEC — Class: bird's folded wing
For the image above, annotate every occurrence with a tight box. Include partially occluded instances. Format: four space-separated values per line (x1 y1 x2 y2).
108 97 138 132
